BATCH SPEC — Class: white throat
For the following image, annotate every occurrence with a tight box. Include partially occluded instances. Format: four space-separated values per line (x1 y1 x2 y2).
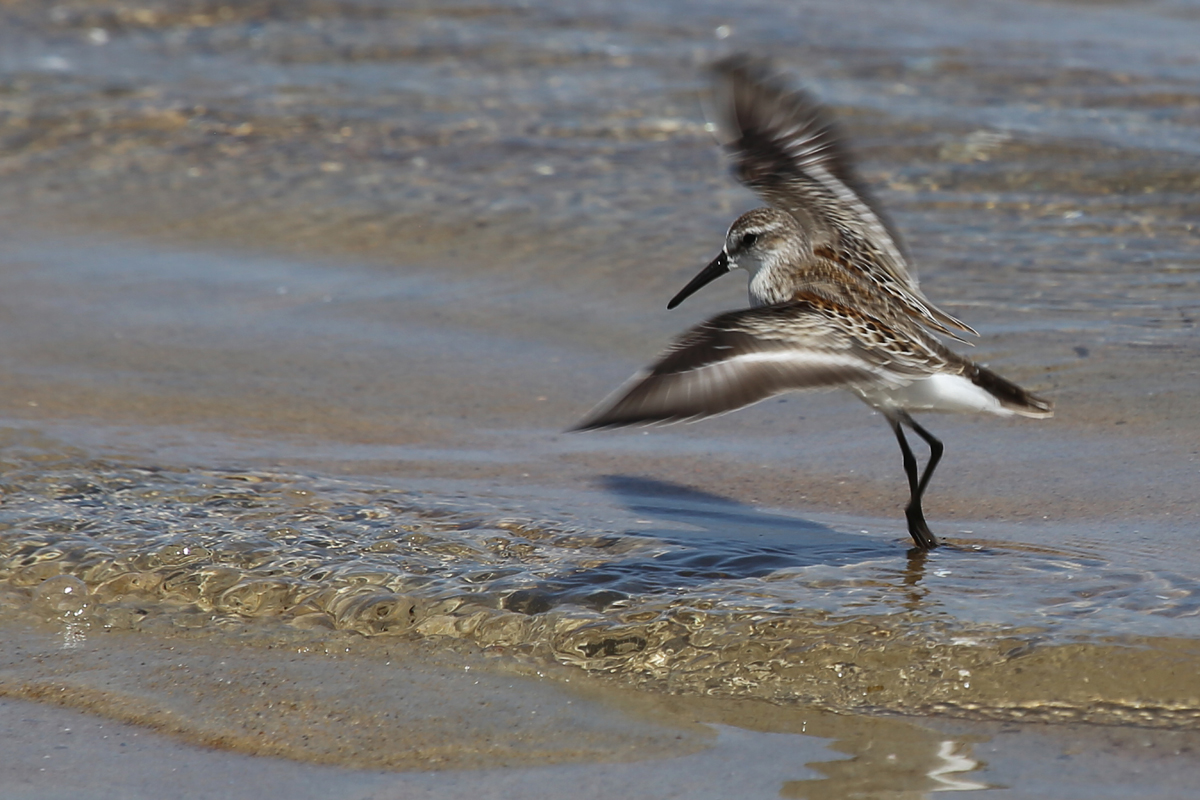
742 252 790 307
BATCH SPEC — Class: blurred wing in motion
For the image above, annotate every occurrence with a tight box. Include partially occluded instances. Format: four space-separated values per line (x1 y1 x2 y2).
572 302 934 430
708 55 976 339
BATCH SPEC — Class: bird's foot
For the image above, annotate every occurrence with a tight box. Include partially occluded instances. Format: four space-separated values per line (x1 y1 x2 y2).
905 506 939 550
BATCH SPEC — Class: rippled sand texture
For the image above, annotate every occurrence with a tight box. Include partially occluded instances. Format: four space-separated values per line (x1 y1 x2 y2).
2 0 1200 797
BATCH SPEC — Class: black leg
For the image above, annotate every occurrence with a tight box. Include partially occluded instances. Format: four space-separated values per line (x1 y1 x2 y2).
906 415 945 501
889 414 941 550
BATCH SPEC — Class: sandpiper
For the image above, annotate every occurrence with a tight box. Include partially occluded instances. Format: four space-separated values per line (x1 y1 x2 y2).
573 56 1052 550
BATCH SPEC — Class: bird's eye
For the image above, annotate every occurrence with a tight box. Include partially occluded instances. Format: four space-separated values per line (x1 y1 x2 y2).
740 232 759 248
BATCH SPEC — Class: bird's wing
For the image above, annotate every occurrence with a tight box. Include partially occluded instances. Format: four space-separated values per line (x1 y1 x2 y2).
709 55 976 339
571 302 939 430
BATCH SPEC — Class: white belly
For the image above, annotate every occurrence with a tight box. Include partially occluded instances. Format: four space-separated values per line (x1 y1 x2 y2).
854 373 1013 416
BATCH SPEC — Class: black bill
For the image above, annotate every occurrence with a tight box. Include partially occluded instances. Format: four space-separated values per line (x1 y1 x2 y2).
666 251 731 310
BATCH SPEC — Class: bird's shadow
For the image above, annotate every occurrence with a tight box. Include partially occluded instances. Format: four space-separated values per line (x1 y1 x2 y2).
502 474 913 615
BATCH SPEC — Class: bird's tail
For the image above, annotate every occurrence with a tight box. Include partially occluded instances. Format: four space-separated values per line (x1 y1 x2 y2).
965 362 1054 419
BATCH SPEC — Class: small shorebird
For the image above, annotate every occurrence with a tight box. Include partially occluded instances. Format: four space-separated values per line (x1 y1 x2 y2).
573 56 1052 550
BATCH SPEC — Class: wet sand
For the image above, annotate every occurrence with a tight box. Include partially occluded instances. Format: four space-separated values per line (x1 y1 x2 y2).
0 614 713 770
2 0 1200 796
5 619 1200 799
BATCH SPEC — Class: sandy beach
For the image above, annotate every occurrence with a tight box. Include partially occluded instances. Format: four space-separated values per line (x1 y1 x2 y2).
2 0 1200 796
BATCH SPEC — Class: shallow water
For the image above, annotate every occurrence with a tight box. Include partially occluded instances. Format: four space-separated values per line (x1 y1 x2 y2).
2 0 1200 794
3 433 1200 729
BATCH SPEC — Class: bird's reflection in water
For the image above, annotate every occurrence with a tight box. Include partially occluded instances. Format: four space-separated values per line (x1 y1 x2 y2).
901 548 932 612
782 728 991 799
